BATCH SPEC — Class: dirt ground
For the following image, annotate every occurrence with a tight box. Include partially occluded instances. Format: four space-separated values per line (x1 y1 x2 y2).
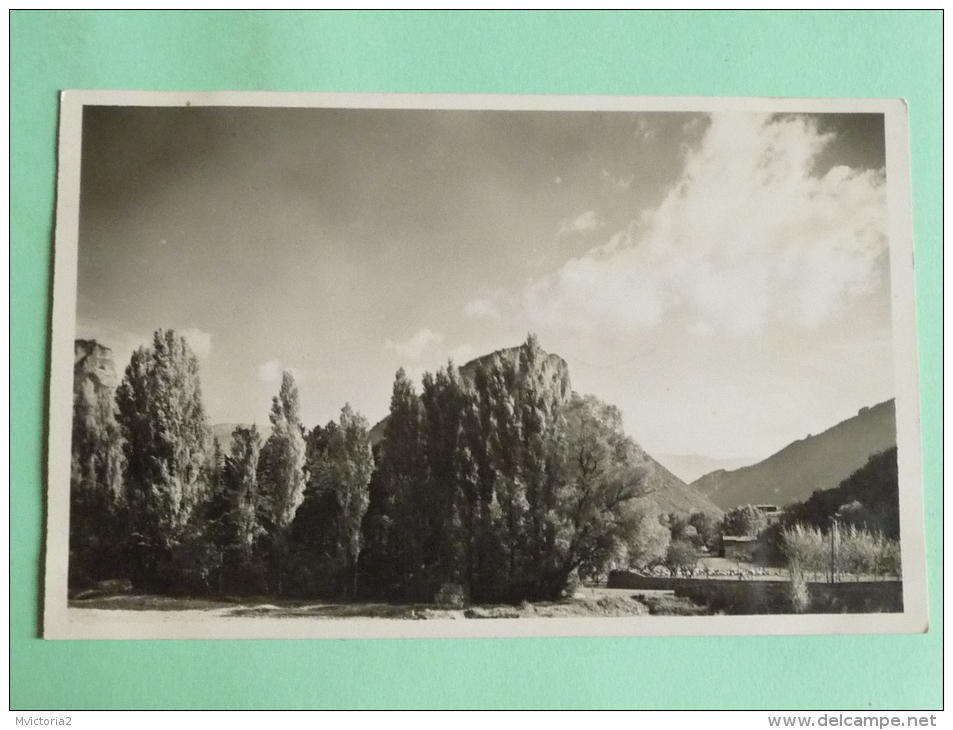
68 586 707 621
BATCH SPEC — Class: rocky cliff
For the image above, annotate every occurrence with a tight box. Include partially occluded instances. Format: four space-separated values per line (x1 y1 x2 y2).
74 339 119 398
458 345 572 403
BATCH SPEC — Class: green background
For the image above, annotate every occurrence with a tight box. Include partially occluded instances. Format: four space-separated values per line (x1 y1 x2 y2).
10 11 942 710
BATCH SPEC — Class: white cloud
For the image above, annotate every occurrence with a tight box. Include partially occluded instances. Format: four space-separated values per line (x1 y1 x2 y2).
602 168 634 190
181 327 212 359
385 328 445 360
256 359 284 383
464 297 500 319
497 113 888 337
447 343 475 365
558 210 604 236
256 359 329 384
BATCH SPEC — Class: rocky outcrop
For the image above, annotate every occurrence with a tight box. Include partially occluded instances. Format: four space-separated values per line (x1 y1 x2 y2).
458 346 572 403
74 339 119 397
369 344 572 446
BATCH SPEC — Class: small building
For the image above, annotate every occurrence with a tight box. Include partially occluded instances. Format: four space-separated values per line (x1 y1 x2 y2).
754 504 783 526
722 535 759 562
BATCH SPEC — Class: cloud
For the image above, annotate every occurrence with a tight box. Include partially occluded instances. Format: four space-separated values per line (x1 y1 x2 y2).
602 168 634 190
181 327 212 359
255 359 329 384
256 359 284 383
635 117 656 140
493 112 888 337
464 297 501 319
384 328 445 360
558 210 604 236
447 343 475 364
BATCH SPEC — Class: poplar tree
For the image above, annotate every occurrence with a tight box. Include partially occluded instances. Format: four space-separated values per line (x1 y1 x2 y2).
420 363 470 585
115 329 212 588
226 425 263 551
258 370 307 593
313 404 374 596
376 368 428 591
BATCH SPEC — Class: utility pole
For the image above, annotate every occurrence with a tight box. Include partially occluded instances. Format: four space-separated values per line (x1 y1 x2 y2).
829 517 837 584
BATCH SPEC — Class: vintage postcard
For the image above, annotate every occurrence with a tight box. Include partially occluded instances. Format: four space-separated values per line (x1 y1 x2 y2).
44 91 926 639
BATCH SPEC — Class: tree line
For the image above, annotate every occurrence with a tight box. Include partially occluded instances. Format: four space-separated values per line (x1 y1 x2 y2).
714 450 902 581
71 331 679 603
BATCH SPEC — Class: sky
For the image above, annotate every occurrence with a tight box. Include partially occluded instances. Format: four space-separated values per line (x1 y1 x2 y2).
75 104 893 462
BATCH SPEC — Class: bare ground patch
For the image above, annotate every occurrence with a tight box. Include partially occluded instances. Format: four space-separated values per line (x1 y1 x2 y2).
69 588 710 621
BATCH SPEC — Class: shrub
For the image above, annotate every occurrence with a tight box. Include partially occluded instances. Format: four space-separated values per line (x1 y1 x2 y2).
435 582 469 608
788 573 810 613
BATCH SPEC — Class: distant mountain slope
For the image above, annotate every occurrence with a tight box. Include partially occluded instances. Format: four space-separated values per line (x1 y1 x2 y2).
656 453 758 484
690 399 897 510
369 345 720 517
630 445 723 517
786 447 899 540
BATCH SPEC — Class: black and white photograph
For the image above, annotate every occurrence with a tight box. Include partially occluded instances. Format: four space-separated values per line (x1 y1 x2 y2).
44 91 925 639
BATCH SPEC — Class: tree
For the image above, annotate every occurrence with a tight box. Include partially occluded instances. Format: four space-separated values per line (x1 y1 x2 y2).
461 334 572 600
115 329 212 588
782 524 827 580
664 540 698 577
539 393 650 596
258 370 307 593
624 509 671 570
70 341 126 586
420 363 472 587
225 425 264 552
373 368 429 595
312 404 375 596
723 504 768 537
688 511 721 551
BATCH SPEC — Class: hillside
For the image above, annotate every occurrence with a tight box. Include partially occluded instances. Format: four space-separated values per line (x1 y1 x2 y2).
630 445 723 517
369 345 720 517
656 453 757 484
786 447 899 539
690 399 897 510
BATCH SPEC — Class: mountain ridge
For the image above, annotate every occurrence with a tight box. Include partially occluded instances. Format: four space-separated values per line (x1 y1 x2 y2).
690 399 897 510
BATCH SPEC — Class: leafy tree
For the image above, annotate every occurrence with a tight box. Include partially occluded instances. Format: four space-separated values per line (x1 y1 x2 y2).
421 363 472 586
782 524 829 581
539 394 650 595
624 509 671 570
258 370 307 593
723 504 768 537
373 368 429 595
664 540 698 577
688 511 722 551
225 425 264 551
312 404 375 596
462 335 572 600
115 329 212 588
69 343 126 586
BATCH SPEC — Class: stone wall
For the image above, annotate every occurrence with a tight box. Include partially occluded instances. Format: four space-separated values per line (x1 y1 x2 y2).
607 570 902 614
